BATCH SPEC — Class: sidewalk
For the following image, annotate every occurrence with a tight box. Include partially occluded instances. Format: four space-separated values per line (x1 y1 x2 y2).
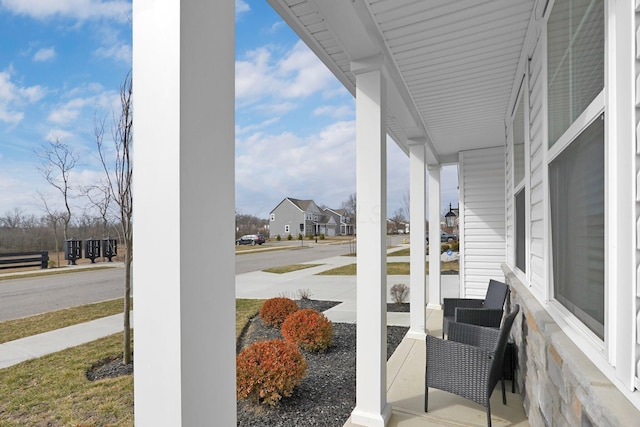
0 312 130 369
0 248 459 369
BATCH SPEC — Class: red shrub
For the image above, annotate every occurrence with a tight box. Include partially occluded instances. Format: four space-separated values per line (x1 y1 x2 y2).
236 339 307 406
259 297 299 327
281 308 333 352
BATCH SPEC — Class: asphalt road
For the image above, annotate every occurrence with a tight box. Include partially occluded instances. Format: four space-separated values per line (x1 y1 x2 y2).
0 235 405 321
0 267 125 322
234 241 353 274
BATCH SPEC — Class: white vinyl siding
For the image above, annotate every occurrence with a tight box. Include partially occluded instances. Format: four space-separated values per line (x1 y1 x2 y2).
459 147 506 298
505 133 514 266
634 1 640 389
528 38 546 298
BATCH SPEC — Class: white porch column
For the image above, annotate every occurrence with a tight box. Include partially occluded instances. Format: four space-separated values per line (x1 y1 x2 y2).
133 0 236 425
427 165 442 310
350 56 391 427
407 141 427 339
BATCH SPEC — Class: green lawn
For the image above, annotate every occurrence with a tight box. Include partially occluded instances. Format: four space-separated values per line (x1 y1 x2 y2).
316 261 459 275
0 299 126 344
263 264 323 274
236 298 264 338
0 332 134 426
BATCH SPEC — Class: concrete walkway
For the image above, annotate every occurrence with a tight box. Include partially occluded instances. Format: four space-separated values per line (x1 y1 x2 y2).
0 249 529 426
0 312 129 369
0 247 458 368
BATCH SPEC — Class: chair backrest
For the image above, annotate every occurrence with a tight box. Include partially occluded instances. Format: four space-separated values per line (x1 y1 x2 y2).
488 304 520 392
483 279 509 309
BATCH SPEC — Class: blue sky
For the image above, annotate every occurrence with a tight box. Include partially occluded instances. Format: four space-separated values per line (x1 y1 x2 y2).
0 0 458 222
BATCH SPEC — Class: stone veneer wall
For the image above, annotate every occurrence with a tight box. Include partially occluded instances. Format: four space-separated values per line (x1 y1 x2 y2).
502 265 640 426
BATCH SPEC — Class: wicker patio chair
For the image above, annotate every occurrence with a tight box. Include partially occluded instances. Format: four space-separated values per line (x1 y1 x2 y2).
442 279 509 338
425 305 520 427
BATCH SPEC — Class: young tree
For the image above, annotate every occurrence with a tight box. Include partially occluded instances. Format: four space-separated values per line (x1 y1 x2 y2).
96 71 133 365
36 139 77 241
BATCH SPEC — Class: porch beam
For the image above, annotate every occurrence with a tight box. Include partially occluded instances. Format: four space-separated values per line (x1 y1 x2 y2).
133 0 236 424
427 165 442 310
350 61 392 427
407 140 427 340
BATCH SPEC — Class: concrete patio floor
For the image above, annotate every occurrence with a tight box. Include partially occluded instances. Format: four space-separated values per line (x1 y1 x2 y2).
343 309 529 427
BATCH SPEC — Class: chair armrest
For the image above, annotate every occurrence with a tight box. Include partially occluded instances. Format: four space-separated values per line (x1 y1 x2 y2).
443 298 484 316
447 322 500 352
426 335 493 393
454 308 504 328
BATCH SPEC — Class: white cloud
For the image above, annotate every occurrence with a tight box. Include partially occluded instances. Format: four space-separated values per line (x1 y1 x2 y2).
268 21 284 34
236 0 249 17
313 104 353 119
46 85 119 126
236 117 280 136
0 71 45 124
47 97 89 125
236 40 338 104
0 0 131 23
33 46 56 62
236 120 356 216
94 42 131 64
45 128 75 142
277 41 334 98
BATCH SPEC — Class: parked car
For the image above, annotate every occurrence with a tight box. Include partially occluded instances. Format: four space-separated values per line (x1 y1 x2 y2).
235 234 266 246
426 231 458 243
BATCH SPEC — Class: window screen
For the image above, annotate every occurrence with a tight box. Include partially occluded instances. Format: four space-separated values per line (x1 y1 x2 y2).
515 188 526 273
547 0 604 147
549 116 604 339
513 94 525 185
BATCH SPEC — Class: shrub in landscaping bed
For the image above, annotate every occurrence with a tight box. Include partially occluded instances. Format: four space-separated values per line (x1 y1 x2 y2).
259 297 299 327
236 339 307 406
281 309 333 352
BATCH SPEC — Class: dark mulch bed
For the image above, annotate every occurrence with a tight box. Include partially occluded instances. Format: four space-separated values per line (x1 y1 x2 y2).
86 354 133 381
387 302 409 312
237 299 408 427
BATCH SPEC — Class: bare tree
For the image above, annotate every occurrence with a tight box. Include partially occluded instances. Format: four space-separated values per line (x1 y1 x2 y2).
341 193 357 216
401 190 410 222
36 139 77 241
96 71 133 365
39 192 64 267
82 183 113 238
1 208 25 228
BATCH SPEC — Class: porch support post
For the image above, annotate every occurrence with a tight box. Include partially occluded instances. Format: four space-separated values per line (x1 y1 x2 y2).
407 140 427 339
427 165 442 310
133 0 236 424
350 56 391 427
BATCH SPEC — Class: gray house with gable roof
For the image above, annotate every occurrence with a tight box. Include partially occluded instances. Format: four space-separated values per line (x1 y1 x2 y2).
269 197 354 238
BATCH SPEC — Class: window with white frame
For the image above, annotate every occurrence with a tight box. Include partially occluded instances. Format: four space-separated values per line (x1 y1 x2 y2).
515 188 526 273
284 224 290 233
547 0 604 148
513 88 526 273
547 0 604 339
270 213 275 221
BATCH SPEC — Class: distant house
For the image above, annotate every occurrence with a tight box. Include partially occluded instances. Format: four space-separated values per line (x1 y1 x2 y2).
323 208 354 236
269 198 354 238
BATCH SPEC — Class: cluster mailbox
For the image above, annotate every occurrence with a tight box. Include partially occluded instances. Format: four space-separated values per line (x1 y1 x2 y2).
64 239 82 265
102 238 117 262
64 238 118 264
85 239 101 263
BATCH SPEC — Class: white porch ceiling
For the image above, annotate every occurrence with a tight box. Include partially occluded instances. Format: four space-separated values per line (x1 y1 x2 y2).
268 0 537 165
